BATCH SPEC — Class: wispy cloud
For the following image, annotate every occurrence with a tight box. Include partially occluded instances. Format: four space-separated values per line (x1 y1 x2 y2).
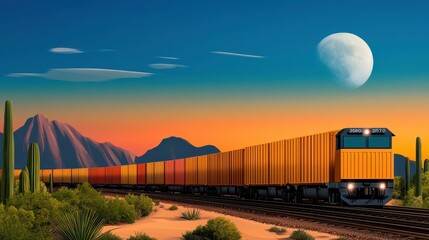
7 73 43 77
99 49 115 52
211 51 265 58
8 68 152 82
158 56 179 60
149 63 187 69
50 47 83 54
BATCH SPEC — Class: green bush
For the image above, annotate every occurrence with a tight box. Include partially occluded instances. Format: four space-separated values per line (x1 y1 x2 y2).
98 231 122 240
0 204 35 240
53 209 106 240
290 230 314 240
168 205 178 210
182 231 209 240
181 208 201 220
267 226 287 234
125 193 153 217
8 191 64 239
392 176 405 199
103 196 138 224
153 199 160 206
127 232 157 240
183 217 241 240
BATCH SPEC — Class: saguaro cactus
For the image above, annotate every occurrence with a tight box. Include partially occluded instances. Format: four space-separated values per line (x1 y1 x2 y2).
424 159 429 173
19 167 30 193
49 173 53 194
405 157 410 194
1 100 14 204
27 143 41 192
415 137 422 197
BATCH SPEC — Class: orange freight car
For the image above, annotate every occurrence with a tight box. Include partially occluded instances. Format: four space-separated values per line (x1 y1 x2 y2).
62 169 72 184
165 160 175 185
185 157 198 185
174 159 185 185
154 162 165 185
137 164 146 185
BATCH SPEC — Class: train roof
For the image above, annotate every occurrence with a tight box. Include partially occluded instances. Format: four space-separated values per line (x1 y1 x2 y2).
336 128 395 137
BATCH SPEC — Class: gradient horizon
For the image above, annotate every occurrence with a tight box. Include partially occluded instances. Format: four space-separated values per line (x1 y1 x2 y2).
1 1 429 160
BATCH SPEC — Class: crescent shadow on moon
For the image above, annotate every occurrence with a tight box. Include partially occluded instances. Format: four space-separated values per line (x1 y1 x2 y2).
317 32 373 89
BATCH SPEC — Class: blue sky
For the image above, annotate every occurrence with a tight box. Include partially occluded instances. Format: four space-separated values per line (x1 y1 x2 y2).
2 1 428 89
1 1 429 156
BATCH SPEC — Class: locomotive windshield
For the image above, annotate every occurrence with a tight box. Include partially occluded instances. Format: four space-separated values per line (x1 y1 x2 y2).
336 128 394 149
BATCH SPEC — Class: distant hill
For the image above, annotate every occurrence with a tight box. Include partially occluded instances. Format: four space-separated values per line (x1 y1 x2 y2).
394 154 416 179
0 114 135 169
135 136 220 163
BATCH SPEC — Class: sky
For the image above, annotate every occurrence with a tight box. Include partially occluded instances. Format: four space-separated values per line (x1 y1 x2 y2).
1 1 429 159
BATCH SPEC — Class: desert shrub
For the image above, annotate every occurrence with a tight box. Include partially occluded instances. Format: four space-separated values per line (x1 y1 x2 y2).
125 193 153 217
103 196 138 224
53 186 80 213
0 205 35 240
40 181 48 193
8 191 64 239
53 209 106 240
392 176 405 199
75 183 106 212
169 205 178 210
267 226 287 233
153 199 160 206
98 231 122 240
181 231 209 240
403 188 423 207
290 230 314 240
181 208 201 220
127 232 157 240
183 217 241 240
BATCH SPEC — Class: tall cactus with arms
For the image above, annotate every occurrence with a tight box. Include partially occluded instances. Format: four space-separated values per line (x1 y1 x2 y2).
415 137 422 197
27 142 41 192
19 166 30 193
1 100 14 204
405 157 410 194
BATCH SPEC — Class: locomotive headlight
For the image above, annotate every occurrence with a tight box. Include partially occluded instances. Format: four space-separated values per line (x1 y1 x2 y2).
347 183 354 191
363 129 370 136
379 183 386 190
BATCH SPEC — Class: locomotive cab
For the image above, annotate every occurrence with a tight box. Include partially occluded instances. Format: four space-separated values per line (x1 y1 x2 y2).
334 128 394 206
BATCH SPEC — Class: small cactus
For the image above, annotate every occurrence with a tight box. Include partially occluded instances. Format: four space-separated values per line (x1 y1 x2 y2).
28 143 41 193
424 159 429 173
49 173 53 194
405 157 410 194
19 167 30 193
415 137 422 197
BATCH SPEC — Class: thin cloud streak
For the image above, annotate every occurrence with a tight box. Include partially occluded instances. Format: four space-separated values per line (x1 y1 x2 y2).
8 68 152 82
212 51 265 58
158 56 180 60
149 63 187 69
50 47 83 54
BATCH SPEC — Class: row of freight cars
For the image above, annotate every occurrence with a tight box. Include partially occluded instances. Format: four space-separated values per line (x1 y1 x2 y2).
1 128 395 206
40 131 341 186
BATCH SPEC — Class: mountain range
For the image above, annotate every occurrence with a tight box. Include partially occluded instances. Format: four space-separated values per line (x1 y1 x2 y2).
0 114 220 169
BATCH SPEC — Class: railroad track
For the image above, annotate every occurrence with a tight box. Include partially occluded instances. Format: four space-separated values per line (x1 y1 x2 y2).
100 188 429 239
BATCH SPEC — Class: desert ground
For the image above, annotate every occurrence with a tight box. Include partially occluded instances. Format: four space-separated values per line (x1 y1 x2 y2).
102 201 340 240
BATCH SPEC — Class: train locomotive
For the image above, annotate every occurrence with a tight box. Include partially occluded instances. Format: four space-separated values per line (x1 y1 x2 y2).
36 128 394 206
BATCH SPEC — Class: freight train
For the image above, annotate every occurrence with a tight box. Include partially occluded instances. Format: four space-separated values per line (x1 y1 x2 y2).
8 128 395 206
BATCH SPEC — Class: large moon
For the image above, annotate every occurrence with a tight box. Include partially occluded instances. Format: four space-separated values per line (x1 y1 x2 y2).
317 33 373 89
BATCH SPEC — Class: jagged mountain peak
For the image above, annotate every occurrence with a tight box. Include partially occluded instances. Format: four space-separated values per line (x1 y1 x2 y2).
0 114 136 169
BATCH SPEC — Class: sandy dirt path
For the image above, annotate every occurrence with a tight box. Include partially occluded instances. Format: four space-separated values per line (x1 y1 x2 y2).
103 202 340 240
